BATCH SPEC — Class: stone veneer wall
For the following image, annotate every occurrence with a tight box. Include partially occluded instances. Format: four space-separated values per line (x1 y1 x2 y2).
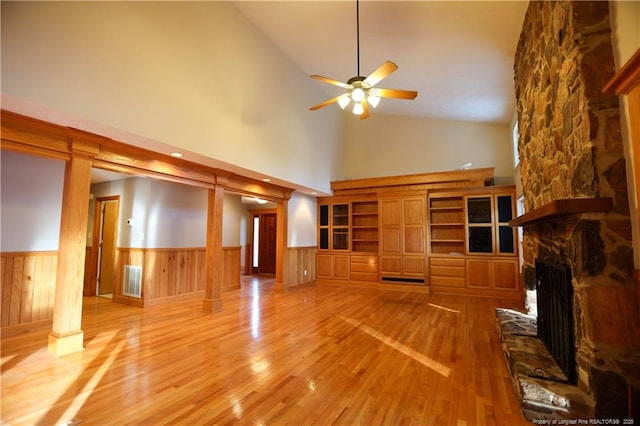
514 0 640 417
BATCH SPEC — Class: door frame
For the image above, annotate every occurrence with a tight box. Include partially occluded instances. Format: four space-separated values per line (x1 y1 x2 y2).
248 208 277 275
87 195 120 296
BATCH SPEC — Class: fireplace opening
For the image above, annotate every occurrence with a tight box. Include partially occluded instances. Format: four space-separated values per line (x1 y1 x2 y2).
535 259 576 383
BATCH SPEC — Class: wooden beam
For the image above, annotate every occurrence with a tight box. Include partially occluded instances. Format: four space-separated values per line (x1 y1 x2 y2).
1 109 295 200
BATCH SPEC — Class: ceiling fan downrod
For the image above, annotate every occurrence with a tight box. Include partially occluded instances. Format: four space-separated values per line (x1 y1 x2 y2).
356 0 360 78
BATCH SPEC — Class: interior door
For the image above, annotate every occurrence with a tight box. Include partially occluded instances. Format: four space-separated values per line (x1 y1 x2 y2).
98 199 119 295
258 213 277 274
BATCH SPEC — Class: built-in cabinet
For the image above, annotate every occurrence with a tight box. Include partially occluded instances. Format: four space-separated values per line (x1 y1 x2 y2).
315 169 520 299
428 187 520 297
317 198 380 282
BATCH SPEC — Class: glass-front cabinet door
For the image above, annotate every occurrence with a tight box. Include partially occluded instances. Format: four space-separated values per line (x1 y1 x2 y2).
319 204 330 250
464 194 516 256
318 202 350 251
495 195 516 255
331 203 349 250
466 196 493 254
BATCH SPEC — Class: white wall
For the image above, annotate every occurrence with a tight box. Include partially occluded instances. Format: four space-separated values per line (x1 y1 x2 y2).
343 114 514 185
288 193 317 247
91 177 209 249
223 193 245 247
0 1 344 194
0 151 64 252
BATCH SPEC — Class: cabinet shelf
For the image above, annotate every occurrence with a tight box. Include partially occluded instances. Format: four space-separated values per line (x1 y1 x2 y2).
430 223 463 227
431 239 465 243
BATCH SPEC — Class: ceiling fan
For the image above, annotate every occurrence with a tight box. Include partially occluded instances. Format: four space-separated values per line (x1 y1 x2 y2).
309 0 418 120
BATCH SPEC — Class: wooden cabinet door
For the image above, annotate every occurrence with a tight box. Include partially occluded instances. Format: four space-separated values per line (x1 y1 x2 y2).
403 257 426 276
466 258 491 288
380 256 402 274
403 197 426 254
333 255 350 280
493 259 519 290
316 254 350 280
317 254 333 279
403 197 425 225
380 198 402 255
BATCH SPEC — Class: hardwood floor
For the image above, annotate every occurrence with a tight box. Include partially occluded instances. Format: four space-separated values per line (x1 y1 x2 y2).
1 277 530 425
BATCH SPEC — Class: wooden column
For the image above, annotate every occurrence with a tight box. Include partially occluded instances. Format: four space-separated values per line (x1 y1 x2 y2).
274 197 289 292
48 135 98 356
203 184 224 312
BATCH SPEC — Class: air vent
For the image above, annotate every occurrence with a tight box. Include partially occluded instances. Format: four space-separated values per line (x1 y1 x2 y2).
123 265 142 298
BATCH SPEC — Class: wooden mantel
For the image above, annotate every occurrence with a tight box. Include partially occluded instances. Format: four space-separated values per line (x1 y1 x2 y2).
509 198 613 227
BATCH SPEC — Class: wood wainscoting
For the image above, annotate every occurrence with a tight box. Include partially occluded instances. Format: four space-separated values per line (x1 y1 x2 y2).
1 251 57 332
284 246 317 288
113 246 241 307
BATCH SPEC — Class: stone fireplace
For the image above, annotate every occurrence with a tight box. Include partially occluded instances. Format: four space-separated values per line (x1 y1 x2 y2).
507 0 640 419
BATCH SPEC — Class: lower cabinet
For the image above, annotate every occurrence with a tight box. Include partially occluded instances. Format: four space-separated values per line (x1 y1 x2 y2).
317 254 349 280
317 254 379 283
429 257 465 288
350 255 379 282
429 256 520 297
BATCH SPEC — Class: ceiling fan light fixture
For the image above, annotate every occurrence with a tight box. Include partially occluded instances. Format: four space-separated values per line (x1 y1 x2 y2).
351 87 365 102
367 89 380 108
338 95 351 109
308 0 417 118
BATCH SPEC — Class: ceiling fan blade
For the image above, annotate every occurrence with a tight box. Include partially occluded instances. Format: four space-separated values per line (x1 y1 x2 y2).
310 94 348 111
310 75 351 89
360 99 370 120
376 88 418 100
363 61 398 87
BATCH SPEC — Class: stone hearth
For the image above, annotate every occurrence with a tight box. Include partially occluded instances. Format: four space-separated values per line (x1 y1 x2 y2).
496 308 594 420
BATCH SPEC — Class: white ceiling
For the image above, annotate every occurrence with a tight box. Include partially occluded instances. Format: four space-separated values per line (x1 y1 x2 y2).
232 0 529 124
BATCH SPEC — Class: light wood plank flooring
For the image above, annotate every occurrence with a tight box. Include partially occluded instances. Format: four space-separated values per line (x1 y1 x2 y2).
2 277 530 425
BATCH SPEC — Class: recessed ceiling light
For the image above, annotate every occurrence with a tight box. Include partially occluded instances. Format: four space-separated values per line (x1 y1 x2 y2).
262 178 271 182
311 192 318 195
170 152 183 158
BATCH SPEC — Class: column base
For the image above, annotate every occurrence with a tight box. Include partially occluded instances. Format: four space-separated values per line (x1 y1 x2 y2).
274 282 286 292
48 330 84 356
202 298 223 312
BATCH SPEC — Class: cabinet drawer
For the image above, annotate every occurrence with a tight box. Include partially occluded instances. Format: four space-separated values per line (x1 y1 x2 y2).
430 265 465 278
351 262 378 273
351 272 378 282
351 255 378 264
430 275 466 287
430 257 465 268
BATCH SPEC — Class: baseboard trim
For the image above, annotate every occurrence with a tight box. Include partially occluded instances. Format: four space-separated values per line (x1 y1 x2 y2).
1 318 53 338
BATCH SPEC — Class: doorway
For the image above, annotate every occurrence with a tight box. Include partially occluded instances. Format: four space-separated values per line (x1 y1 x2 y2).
250 209 277 275
95 197 119 297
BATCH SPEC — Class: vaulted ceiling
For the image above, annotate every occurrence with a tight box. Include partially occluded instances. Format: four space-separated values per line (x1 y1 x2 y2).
233 1 528 124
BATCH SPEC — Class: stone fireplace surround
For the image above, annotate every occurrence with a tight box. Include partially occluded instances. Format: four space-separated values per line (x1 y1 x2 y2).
502 0 640 420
